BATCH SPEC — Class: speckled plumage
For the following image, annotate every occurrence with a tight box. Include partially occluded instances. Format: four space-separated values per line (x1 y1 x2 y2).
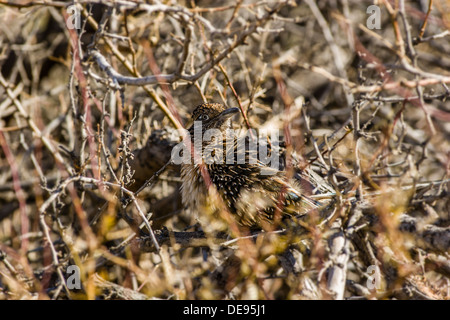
180 103 318 227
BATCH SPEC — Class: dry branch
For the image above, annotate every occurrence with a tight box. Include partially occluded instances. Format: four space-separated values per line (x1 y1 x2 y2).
0 0 449 301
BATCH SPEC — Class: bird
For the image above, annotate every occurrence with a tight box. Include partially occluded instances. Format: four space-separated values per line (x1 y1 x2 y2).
179 102 319 228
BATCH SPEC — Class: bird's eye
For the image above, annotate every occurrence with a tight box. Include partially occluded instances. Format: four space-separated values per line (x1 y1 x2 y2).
198 115 209 121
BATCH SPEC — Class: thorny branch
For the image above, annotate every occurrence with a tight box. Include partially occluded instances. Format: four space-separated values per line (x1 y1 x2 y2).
0 0 449 300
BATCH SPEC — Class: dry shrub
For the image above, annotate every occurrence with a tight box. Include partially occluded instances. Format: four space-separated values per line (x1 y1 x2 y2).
0 0 449 300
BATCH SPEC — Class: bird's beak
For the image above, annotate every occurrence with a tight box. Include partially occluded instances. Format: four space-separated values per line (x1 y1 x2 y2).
218 107 240 120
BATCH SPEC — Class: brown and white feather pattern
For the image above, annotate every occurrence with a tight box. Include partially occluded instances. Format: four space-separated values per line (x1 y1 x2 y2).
180 103 319 227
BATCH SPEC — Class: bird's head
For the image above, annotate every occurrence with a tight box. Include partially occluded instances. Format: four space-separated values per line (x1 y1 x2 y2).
188 103 239 134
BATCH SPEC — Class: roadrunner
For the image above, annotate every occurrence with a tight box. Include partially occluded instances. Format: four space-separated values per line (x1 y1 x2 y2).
180 103 318 227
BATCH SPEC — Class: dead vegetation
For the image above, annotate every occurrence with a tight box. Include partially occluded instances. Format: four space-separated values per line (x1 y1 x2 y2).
0 0 449 300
